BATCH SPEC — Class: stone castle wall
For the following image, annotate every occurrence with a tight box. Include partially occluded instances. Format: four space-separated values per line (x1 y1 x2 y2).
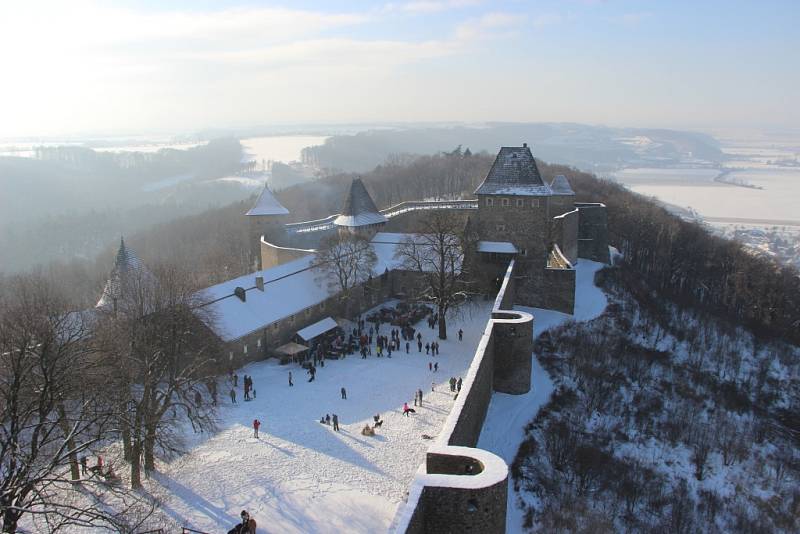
259 239 314 271
576 203 611 264
552 208 579 266
391 260 534 534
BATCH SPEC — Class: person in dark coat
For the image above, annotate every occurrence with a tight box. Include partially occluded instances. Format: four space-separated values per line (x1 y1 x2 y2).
418 340 422 352
457 377 462 391
406 342 410 354
332 414 339 431
341 387 347 400
425 343 430 355
289 371 293 387
458 329 463 341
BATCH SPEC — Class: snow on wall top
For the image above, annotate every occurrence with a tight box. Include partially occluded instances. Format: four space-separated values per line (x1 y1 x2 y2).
198 232 421 341
477 241 518 254
474 144 553 197
334 178 387 227
549 174 575 196
246 185 290 216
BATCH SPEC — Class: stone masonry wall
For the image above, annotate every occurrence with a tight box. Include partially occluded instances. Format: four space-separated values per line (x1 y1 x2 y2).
392 260 533 534
576 203 611 263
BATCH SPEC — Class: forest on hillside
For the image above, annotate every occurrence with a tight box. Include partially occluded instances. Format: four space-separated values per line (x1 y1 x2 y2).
513 265 799 533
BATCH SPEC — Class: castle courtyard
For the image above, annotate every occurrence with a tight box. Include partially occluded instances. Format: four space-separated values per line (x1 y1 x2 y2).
137 299 494 533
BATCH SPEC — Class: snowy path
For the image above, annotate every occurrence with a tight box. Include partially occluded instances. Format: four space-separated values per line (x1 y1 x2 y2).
145 301 493 534
478 259 609 533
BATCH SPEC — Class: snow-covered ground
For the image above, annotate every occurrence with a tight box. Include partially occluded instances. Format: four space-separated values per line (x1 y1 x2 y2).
138 301 493 533
478 259 609 533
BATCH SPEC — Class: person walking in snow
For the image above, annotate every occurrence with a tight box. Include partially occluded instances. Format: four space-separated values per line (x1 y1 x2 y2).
233 373 238 387
457 377 462 392
434 362 438 372
425 343 430 355
428 362 432 371
413 391 418 406
289 371 293 387
80 456 88 476
418 340 422 353
341 387 347 400
230 388 237 404
403 402 416 416
332 413 339 431
431 382 435 392
406 341 410 354
458 329 463 341
418 388 423 406
253 419 261 438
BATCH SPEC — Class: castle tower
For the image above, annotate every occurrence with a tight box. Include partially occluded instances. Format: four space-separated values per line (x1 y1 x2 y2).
333 178 387 239
548 174 576 217
96 237 150 315
246 185 290 269
473 143 554 266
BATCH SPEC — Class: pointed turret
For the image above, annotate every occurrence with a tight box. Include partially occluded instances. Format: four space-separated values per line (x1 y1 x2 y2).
96 238 149 311
334 178 387 232
246 185 289 216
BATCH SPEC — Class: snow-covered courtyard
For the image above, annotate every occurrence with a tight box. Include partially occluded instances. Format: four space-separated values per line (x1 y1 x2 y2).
144 300 494 533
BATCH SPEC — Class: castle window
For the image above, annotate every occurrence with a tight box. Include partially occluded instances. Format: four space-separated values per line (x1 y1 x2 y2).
243 344 248 354
515 198 524 207
501 198 510 207
485 197 493 207
531 199 540 208
496 224 506 232
229 351 234 361
520 248 527 256
257 339 261 348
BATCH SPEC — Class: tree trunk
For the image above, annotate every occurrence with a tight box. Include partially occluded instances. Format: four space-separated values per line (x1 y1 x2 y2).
57 404 81 482
130 439 142 489
121 418 132 463
2 504 21 533
438 306 447 340
143 423 156 473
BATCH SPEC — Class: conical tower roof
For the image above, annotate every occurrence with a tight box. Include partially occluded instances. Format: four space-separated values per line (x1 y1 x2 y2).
474 144 552 196
96 238 150 309
246 184 289 216
334 178 387 227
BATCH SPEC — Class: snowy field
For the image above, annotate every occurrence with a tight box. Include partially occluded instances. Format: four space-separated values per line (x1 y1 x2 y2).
479 259 609 534
240 135 328 164
135 300 493 533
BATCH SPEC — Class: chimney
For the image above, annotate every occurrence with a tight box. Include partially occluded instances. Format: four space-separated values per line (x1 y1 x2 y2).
234 287 246 302
255 276 265 291
523 142 528 148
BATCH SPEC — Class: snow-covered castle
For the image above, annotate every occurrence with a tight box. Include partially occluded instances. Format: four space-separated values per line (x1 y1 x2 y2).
98 144 608 533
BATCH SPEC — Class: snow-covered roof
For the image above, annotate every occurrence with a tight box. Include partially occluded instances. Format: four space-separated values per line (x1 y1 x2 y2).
477 241 518 254
334 178 387 227
474 144 553 196
199 232 422 341
246 185 290 216
296 317 338 341
96 238 151 309
549 174 575 196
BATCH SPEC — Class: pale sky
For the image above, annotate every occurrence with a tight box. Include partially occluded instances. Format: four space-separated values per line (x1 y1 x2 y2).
1 0 797 138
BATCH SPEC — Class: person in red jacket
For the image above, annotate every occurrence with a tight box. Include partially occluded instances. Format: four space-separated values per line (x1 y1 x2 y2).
253 419 261 439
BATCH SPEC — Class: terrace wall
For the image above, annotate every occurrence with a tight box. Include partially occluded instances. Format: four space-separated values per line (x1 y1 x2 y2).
391 260 534 534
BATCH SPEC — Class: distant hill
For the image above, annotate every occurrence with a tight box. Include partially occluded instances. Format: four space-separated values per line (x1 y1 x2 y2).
301 123 725 173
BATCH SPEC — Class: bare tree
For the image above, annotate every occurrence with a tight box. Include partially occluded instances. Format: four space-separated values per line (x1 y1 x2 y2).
311 232 377 317
95 263 222 489
394 210 473 339
0 274 149 533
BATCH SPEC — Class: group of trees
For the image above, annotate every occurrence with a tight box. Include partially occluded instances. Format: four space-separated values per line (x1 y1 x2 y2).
545 163 800 345
0 264 222 532
515 266 799 533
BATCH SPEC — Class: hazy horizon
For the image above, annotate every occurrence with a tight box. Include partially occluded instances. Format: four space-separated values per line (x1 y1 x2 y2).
1 0 798 138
